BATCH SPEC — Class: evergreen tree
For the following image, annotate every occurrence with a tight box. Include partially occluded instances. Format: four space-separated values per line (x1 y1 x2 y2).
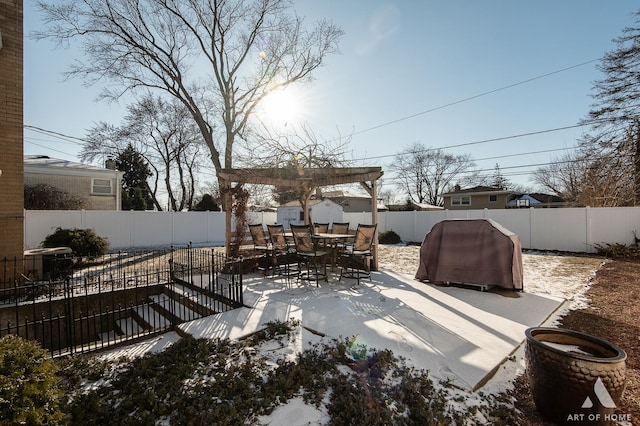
193 194 220 211
491 164 511 190
116 145 155 210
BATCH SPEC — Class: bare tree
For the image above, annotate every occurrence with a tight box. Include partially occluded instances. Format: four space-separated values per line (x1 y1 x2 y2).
389 142 475 207
35 0 343 179
81 94 202 211
250 123 352 222
534 149 635 207
36 0 343 251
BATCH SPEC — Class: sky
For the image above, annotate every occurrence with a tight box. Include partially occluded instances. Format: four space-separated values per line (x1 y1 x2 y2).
23 1 640 195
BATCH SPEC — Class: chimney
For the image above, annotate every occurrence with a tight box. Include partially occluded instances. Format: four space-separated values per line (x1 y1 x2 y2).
105 158 116 170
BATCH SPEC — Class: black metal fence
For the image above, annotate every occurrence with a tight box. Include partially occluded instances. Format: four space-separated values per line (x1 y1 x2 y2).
0 245 243 356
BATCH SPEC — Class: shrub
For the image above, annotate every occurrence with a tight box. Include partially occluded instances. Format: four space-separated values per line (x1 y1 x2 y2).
42 227 110 257
378 230 402 244
0 335 65 425
594 242 640 259
24 184 87 210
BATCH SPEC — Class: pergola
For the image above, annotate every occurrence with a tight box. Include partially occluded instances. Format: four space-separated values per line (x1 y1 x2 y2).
218 166 384 270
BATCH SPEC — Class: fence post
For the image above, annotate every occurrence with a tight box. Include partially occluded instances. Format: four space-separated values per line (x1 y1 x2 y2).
585 206 592 252
529 207 535 251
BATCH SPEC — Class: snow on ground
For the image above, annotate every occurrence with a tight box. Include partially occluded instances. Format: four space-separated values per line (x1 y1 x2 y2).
258 246 605 426
99 245 605 424
377 245 603 311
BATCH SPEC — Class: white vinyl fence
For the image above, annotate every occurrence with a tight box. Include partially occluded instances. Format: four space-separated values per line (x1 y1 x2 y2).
24 210 276 250
24 207 640 253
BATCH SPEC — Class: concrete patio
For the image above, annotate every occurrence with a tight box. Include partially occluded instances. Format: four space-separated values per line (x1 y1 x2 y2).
179 269 564 391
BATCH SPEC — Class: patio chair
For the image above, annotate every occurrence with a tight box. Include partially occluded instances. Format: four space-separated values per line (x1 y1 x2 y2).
327 222 351 266
266 224 298 281
248 224 271 276
339 224 377 285
290 224 329 285
330 222 350 235
312 222 329 233
312 222 330 250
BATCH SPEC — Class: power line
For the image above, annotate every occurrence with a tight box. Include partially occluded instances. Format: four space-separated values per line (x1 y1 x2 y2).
24 139 80 158
349 58 601 138
352 122 588 162
24 125 89 145
473 147 573 162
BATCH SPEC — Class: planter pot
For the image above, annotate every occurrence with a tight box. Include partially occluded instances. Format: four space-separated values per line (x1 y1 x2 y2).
525 327 626 425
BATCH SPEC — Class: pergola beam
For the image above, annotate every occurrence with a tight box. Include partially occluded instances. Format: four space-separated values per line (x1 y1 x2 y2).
219 167 383 188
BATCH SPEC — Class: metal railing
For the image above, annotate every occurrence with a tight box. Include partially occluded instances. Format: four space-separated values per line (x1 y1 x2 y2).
0 245 243 356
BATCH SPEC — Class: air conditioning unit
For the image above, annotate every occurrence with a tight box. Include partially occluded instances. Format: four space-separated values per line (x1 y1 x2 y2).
23 247 73 280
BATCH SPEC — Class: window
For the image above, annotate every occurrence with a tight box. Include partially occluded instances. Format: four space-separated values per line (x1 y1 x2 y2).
92 178 113 195
489 194 498 202
451 196 471 206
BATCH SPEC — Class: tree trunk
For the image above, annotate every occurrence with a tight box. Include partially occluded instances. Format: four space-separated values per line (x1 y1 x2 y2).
634 120 640 206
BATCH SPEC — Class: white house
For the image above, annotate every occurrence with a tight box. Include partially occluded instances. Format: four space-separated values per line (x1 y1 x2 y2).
276 198 343 228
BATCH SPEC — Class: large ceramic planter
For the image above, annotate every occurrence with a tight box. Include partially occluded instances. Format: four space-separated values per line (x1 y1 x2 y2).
525 327 626 425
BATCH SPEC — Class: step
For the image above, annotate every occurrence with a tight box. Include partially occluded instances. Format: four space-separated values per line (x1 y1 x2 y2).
135 305 171 329
116 317 144 335
99 330 119 341
150 294 201 321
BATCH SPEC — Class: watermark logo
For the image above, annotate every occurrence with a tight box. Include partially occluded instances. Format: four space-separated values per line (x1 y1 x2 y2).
581 377 616 409
566 377 632 423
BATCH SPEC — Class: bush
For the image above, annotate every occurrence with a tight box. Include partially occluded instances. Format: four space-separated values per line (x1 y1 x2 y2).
378 230 402 244
24 183 87 210
0 335 65 425
594 242 640 259
42 227 110 257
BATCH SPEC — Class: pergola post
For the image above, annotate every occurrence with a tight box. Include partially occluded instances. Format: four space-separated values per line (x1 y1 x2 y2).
360 179 379 271
222 178 232 257
371 179 379 271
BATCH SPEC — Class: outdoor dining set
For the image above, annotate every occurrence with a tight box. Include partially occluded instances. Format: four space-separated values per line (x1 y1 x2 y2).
248 222 377 286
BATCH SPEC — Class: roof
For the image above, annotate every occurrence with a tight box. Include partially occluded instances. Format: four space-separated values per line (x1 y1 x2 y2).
278 199 340 208
414 202 444 210
321 190 371 199
24 155 123 178
441 186 516 196
506 193 566 207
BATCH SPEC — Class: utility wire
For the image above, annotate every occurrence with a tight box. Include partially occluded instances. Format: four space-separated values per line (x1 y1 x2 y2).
352 122 588 162
349 58 601 138
24 125 89 145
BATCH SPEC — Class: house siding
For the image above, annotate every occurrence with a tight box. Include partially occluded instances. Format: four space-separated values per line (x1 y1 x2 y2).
0 1 25 261
24 163 123 211
444 193 510 210
25 174 119 210
338 198 371 213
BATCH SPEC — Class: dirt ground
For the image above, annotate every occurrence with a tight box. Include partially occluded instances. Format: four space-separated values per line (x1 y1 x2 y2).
513 258 640 425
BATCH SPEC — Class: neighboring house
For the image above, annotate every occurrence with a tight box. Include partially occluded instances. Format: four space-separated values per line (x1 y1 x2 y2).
24 155 124 211
319 190 388 212
277 199 343 228
440 186 515 210
506 193 567 208
387 201 444 211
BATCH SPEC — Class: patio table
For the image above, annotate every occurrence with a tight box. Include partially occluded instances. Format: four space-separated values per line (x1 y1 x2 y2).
312 233 354 269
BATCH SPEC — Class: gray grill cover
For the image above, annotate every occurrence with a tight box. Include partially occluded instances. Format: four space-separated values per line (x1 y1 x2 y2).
415 219 523 290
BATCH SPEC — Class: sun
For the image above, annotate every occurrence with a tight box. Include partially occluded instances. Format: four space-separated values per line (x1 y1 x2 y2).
260 87 303 127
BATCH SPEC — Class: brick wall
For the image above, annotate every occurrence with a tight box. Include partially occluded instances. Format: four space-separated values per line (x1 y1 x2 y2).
0 1 24 260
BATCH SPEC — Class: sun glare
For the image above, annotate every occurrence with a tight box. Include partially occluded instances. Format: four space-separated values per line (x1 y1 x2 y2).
260 87 303 127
